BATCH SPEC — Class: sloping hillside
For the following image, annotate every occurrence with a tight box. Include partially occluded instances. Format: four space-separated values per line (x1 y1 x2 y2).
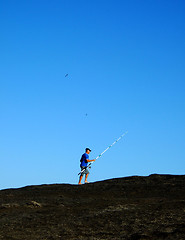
0 174 185 240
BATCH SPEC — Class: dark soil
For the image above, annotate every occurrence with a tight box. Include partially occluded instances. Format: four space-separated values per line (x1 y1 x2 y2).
0 174 185 240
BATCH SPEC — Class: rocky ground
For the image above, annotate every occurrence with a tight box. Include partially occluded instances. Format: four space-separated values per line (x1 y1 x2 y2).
0 174 185 240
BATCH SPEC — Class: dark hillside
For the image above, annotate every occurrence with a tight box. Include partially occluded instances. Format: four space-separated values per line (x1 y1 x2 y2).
0 174 185 240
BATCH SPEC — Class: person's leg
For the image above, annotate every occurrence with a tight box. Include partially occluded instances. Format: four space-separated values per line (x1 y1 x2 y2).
84 173 89 183
78 175 83 184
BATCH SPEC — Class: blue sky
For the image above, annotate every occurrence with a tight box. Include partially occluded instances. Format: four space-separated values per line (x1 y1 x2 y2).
0 0 185 189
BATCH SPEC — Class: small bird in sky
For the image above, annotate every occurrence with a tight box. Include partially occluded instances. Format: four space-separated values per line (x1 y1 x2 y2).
85 113 88 117
65 74 68 77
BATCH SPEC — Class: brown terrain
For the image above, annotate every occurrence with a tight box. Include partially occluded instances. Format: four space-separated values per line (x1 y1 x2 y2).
0 174 185 240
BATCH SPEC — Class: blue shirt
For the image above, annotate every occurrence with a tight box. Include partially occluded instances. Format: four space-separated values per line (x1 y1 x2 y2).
80 153 89 167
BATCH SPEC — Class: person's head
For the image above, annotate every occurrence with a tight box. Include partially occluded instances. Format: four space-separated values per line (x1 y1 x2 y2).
85 148 91 154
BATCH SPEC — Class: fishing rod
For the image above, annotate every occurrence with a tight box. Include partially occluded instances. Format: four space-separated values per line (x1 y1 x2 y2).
78 131 128 175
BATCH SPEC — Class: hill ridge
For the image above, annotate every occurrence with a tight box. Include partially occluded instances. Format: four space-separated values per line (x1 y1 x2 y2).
0 174 184 239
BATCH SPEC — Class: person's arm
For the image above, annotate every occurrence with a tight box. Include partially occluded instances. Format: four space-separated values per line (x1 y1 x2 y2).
86 159 96 163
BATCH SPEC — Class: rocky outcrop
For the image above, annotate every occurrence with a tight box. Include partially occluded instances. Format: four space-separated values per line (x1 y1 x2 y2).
0 174 184 239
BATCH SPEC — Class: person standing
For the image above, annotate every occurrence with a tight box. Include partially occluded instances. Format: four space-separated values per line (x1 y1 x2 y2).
78 148 95 184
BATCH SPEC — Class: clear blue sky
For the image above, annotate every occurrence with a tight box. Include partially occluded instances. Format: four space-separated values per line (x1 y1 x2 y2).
0 0 185 190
